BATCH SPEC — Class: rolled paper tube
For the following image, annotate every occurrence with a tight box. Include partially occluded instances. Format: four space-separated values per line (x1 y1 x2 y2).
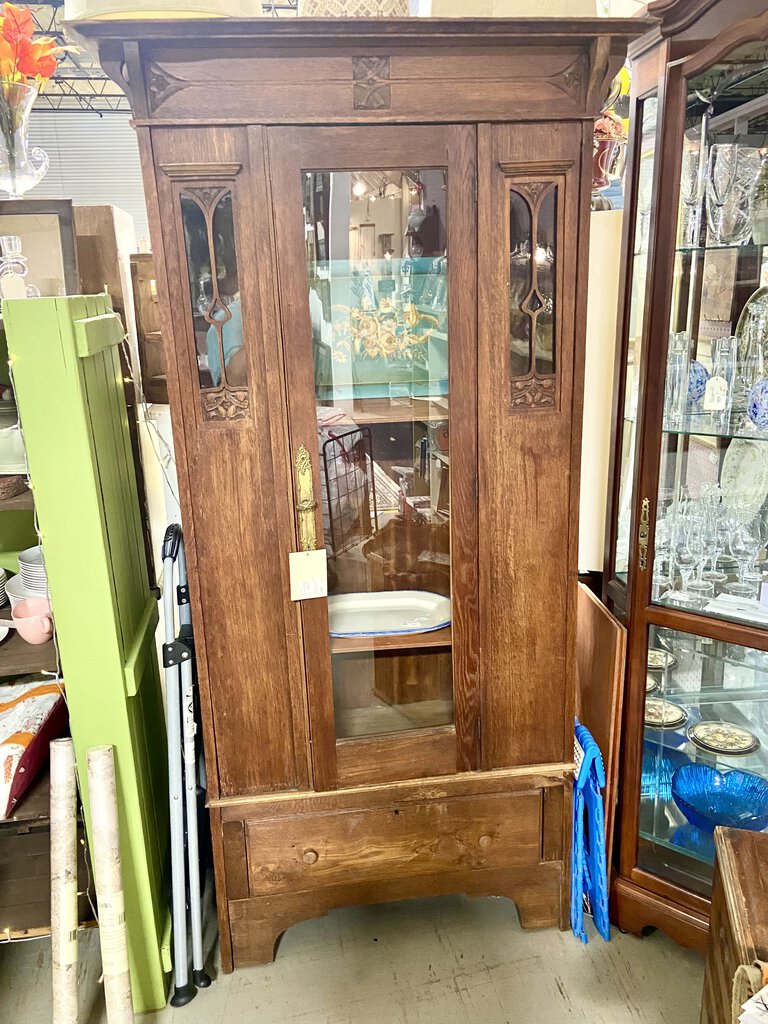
51 738 78 1024
86 745 134 1024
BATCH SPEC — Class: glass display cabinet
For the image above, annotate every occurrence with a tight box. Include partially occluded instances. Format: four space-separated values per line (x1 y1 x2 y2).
82 16 643 974
605 0 768 951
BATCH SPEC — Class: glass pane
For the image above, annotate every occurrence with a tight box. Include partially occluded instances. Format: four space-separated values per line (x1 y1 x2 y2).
638 624 768 896
653 44 768 629
304 169 452 741
181 190 245 392
509 189 532 377
535 186 556 375
614 96 657 583
508 184 557 380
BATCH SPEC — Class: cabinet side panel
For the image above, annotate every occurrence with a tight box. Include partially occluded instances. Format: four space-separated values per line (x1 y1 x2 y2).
478 121 583 768
149 126 308 796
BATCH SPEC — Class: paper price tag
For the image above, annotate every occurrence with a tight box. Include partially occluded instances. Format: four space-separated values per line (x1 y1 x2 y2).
702 375 728 411
289 549 328 602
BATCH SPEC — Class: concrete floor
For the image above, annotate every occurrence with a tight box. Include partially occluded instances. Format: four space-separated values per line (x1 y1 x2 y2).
0 896 704 1024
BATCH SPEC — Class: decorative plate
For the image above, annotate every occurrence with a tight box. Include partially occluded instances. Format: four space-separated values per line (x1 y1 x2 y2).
688 721 760 756
688 360 710 404
735 285 768 341
720 438 768 522
645 697 688 730
647 647 677 671
646 673 659 694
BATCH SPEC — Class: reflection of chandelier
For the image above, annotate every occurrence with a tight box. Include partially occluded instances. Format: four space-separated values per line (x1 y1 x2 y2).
331 297 439 362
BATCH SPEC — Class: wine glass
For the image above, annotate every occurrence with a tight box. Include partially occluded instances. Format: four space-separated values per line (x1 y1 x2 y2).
702 515 729 583
734 298 768 412
725 521 761 597
706 145 761 246
680 130 705 248
671 532 697 604
686 519 715 597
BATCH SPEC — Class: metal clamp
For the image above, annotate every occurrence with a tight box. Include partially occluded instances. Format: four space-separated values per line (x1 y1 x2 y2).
163 639 192 668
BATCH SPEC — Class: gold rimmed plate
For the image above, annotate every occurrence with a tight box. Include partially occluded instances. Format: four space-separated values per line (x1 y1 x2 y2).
688 721 760 757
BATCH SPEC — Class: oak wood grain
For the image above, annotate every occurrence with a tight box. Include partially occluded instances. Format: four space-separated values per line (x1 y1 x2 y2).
701 829 768 1024
228 857 563 967
478 121 583 770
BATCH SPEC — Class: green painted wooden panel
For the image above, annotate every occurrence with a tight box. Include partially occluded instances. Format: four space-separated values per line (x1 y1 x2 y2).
3 294 169 1012
74 312 125 359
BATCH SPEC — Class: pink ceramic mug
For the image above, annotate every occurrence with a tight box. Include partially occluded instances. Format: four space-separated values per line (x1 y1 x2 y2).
12 597 54 645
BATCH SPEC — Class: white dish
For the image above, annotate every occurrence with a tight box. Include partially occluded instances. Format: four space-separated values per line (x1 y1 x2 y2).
721 438 768 522
5 573 33 608
0 625 8 643
327 590 451 637
18 545 42 566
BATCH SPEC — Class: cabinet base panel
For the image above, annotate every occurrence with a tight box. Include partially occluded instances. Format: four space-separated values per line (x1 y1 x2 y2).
227 861 565 971
611 877 709 954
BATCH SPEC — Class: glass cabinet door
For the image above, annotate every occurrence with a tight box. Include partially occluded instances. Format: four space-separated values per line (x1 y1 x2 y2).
614 96 658 587
639 42 768 893
268 126 477 786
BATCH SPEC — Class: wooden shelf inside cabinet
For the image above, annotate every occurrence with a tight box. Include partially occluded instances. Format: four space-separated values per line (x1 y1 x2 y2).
331 624 452 655
321 396 449 426
0 631 57 677
0 488 33 512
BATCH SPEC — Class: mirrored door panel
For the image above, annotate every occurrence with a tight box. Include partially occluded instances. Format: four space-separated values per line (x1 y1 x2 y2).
268 125 478 787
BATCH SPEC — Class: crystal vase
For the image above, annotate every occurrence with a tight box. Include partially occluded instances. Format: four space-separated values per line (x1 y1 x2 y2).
0 82 48 199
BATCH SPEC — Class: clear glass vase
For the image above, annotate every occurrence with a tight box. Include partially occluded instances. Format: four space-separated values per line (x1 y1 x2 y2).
0 82 48 199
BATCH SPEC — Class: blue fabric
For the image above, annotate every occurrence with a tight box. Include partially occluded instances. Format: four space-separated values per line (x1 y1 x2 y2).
206 299 243 386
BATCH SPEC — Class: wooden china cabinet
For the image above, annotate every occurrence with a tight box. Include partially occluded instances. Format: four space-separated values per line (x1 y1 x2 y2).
605 0 768 952
82 17 642 971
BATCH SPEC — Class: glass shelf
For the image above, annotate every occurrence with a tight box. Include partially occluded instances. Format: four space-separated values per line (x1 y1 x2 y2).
662 412 768 442
675 241 766 255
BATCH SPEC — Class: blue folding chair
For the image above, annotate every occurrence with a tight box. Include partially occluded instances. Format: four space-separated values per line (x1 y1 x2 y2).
571 718 610 944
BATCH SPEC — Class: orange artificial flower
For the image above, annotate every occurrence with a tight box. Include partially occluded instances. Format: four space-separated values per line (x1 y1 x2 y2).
16 35 60 79
1 3 33 44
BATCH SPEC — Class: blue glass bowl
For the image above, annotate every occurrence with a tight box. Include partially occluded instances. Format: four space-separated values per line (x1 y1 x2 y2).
641 741 690 802
671 764 768 833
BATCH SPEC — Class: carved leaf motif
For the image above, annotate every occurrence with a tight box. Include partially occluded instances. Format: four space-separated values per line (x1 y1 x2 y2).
352 56 391 111
202 388 249 422
183 186 228 213
147 62 187 109
511 376 556 410
513 181 552 209
552 54 586 103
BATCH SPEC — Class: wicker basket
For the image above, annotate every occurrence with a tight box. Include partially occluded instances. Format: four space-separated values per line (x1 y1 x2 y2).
0 475 27 501
298 0 408 15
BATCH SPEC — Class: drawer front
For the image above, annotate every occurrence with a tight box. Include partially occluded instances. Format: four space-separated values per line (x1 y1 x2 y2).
244 790 543 897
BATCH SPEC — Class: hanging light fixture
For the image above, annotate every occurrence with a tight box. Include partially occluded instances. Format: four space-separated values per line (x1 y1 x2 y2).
352 178 367 198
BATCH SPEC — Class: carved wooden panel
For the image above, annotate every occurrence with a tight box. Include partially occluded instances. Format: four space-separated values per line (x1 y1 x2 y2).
178 184 250 423
352 56 391 110
507 179 560 411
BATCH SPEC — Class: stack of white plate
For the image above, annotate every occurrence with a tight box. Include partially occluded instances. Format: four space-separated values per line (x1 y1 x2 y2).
5 574 30 609
18 546 48 596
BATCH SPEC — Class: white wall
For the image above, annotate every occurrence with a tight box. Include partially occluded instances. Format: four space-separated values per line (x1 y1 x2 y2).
28 110 149 241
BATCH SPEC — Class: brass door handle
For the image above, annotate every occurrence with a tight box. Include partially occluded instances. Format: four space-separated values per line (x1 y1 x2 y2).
295 444 318 551
638 496 650 572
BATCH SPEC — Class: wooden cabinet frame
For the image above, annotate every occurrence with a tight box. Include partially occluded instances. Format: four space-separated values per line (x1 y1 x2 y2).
81 16 645 974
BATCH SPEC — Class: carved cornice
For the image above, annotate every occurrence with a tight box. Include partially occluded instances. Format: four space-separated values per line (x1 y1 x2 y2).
161 163 242 181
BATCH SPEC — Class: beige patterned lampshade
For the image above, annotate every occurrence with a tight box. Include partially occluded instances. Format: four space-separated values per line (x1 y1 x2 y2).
298 0 409 14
